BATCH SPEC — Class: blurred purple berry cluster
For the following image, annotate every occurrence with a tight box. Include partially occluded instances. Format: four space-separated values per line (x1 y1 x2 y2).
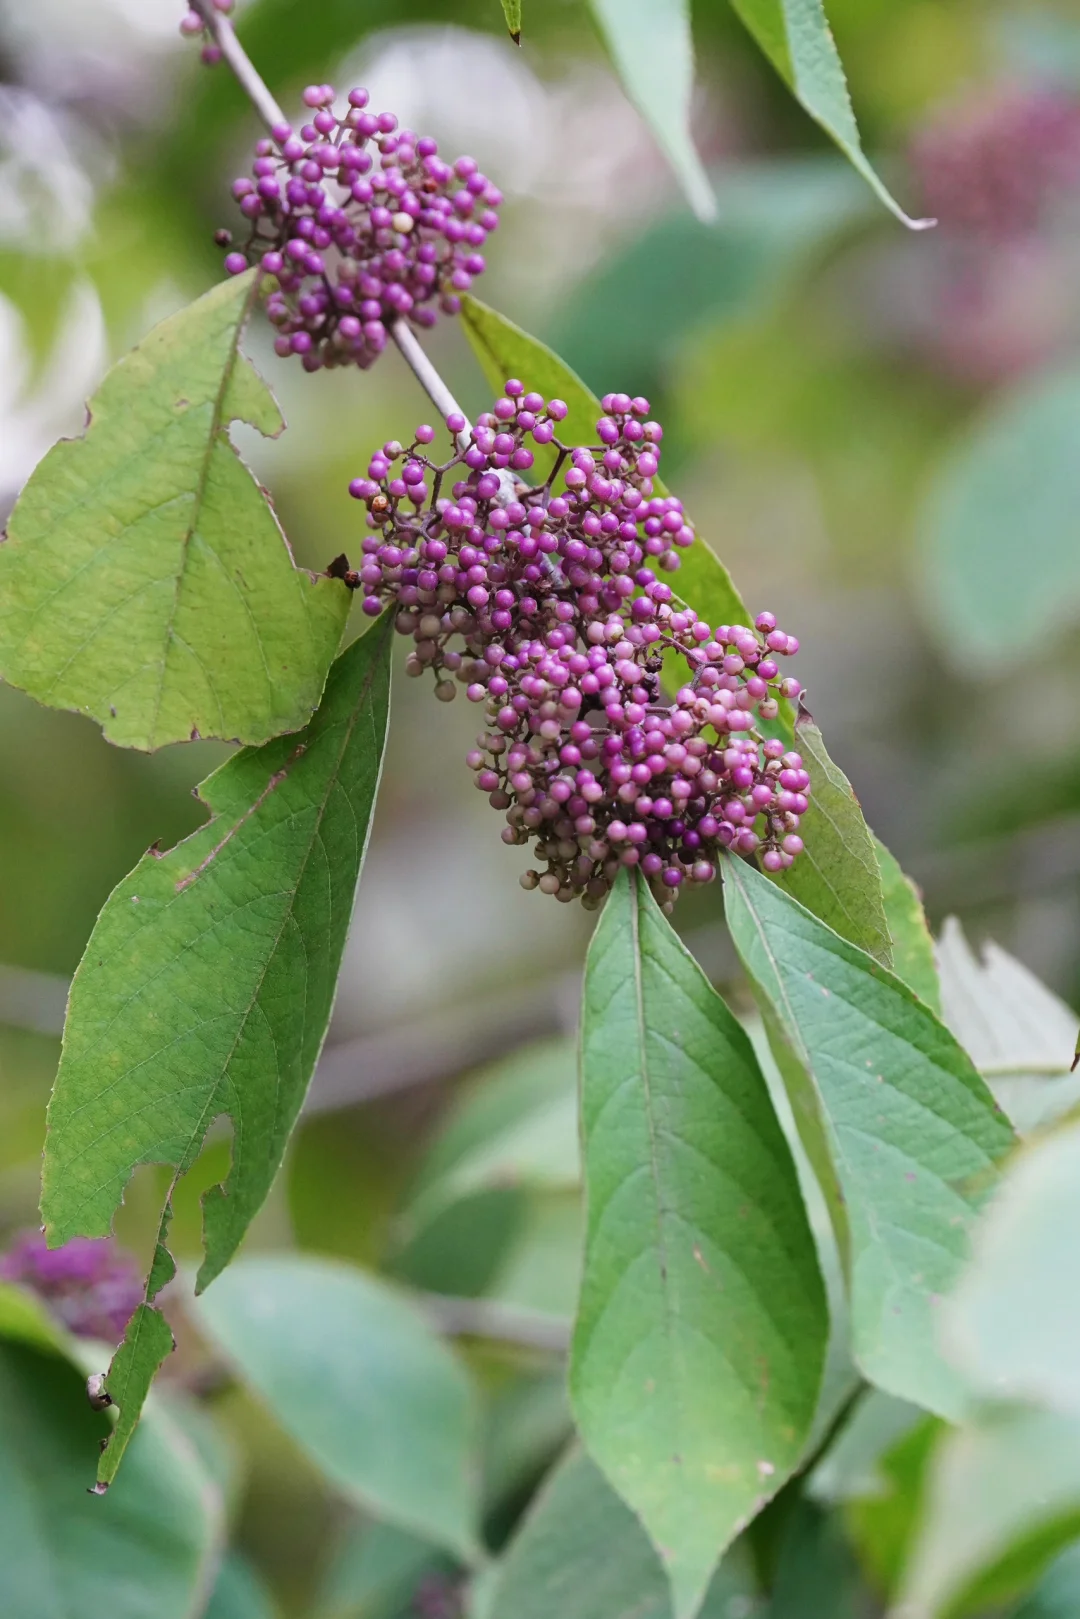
0 1230 141 1342
344 385 808 910
179 0 234 67
220 84 501 371
911 85 1080 240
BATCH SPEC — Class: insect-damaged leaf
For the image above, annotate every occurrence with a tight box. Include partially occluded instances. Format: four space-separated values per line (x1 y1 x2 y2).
40 620 392 1483
0 271 349 750
571 869 827 1619
722 855 1014 1420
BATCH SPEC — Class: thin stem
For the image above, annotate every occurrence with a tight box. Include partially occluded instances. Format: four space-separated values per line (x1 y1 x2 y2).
190 3 285 131
188 6 475 436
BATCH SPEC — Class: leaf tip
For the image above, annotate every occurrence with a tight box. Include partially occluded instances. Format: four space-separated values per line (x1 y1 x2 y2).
509 27 521 43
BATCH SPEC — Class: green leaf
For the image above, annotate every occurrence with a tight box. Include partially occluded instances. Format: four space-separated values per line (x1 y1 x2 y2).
40 621 392 1473
807 1388 925 1507
936 917 1080 1135
571 869 827 1618
205 1552 278 1619
728 0 931 230
315 1520 445 1619
772 718 891 965
487 1448 764 1619
499 0 522 43
94 1302 176 1490
721 855 1015 1419
874 837 940 1013
916 366 1080 668
405 1038 579 1235
0 272 349 750
768 1499 872 1619
587 0 714 223
894 1406 1080 1618
945 1117 1080 1419
1013 1544 1080 1619
460 294 750 637
193 1254 481 1562
0 1336 222 1619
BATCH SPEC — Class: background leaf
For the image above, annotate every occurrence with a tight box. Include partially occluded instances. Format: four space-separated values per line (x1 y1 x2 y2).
728 0 931 229
893 1406 1080 1618
0 272 349 750
772 718 891 965
945 1117 1080 1419
0 1335 223 1619
874 839 939 1013
487 1448 763 1619
722 855 1014 1419
916 366 1080 668
587 0 715 223
460 295 750 637
572 869 827 1618
193 1254 481 1562
936 918 1080 1134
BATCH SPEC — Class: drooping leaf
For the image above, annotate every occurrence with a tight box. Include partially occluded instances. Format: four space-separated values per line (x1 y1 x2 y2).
874 837 940 1013
94 1302 176 1490
487 1448 764 1619
571 869 827 1618
894 1406 1080 1618
728 0 932 230
916 365 1080 668
945 1117 1080 1419
722 855 1015 1419
0 271 349 750
936 917 1080 1134
499 0 522 43
459 295 750 635
404 1038 579 1236
193 1255 481 1562
587 0 715 222
772 717 891 965
40 621 392 1476
0 1336 223 1619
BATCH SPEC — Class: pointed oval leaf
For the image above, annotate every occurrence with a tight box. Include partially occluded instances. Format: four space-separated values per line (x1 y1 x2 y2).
40 621 392 1479
874 838 939 1013
722 855 1015 1419
193 1254 481 1563
729 0 932 230
459 295 749 636
571 869 827 1619
0 1336 223 1619
488 1448 762 1619
772 718 891 965
0 272 349 750
588 0 715 223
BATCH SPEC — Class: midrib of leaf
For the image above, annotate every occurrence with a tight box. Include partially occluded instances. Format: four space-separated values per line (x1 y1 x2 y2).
151 270 264 739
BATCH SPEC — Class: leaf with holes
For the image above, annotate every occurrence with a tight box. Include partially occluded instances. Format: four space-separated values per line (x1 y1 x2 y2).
0 272 349 750
772 718 891 965
571 868 827 1619
729 0 931 230
722 855 1014 1419
40 619 392 1483
460 295 749 636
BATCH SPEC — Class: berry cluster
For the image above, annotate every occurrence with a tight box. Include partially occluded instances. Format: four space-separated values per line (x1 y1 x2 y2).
179 0 233 67
219 84 501 371
342 385 809 911
0 1231 142 1342
910 85 1080 239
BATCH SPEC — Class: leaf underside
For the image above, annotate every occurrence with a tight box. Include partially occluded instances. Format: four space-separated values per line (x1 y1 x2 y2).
0 271 349 750
41 619 393 1484
571 869 827 1619
722 855 1015 1419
